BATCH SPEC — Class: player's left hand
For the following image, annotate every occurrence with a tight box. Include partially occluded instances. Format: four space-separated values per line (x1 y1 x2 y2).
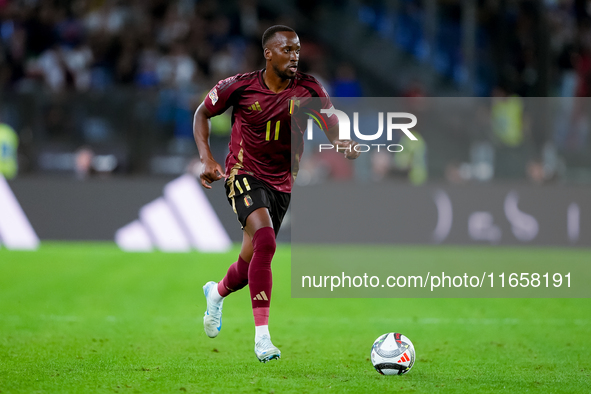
333 139 361 160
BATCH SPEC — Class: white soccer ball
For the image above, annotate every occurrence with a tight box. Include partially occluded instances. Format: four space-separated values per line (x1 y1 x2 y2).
370 332 415 375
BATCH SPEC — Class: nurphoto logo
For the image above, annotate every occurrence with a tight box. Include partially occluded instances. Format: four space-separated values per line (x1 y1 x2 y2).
305 108 418 153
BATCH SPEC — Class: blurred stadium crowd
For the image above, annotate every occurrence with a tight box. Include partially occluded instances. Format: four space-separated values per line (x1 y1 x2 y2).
0 0 270 92
0 0 357 95
357 0 591 98
0 0 590 184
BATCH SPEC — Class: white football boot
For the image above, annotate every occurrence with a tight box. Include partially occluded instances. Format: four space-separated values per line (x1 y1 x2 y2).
254 335 281 363
202 281 223 338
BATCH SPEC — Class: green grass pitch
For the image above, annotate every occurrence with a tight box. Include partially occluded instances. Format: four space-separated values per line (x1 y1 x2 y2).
0 243 590 393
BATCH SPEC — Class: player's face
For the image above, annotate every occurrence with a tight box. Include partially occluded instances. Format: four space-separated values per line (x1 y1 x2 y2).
267 32 300 80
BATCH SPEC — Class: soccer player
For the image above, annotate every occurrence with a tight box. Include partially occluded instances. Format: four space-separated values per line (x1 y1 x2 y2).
193 25 359 362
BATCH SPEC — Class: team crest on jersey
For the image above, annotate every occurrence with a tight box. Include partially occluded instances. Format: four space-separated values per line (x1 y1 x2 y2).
288 99 300 115
209 88 219 105
243 194 253 208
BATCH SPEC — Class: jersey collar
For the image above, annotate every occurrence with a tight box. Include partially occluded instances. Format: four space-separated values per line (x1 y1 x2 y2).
259 69 295 93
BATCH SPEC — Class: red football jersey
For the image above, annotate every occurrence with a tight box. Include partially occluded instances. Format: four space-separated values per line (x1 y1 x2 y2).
204 69 337 193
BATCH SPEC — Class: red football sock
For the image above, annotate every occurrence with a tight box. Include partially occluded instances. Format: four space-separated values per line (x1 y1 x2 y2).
253 307 270 326
249 227 276 323
218 255 249 297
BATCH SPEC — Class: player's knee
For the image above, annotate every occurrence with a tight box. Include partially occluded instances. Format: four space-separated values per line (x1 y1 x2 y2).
237 258 250 278
239 249 253 264
252 227 276 256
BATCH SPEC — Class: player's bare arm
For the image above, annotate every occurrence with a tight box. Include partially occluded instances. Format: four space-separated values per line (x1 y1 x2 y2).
193 102 224 189
324 124 361 160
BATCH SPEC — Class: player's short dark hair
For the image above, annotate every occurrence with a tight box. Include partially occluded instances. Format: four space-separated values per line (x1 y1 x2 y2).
262 25 296 49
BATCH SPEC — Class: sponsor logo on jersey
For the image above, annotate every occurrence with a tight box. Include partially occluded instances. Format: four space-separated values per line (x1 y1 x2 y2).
209 88 218 105
249 101 262 111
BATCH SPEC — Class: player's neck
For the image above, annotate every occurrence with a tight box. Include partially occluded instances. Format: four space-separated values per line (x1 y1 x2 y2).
262 69 290 93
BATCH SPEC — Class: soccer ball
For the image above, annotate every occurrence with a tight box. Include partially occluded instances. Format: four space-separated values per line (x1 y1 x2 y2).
370 333 415 375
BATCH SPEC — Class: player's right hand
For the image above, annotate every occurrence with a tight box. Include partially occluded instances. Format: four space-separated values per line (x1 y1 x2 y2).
333 139 361 160
200 158 224 189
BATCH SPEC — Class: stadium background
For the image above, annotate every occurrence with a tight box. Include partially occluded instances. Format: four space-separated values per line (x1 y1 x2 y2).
1 0 590 392
2 0 591 242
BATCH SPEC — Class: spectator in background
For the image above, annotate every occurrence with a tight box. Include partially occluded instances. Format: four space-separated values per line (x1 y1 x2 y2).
2 20 27 88
371 134 427 185
391 133 427 185
490 85 531 179
556 28 591 152
238 0 260 39
491 85 525 148
134 39 160 88
550 0 577 97
156 4 190 48
401 78 426 98
156 41 199 139
0 117 18 179
332 62 362 97
84 0 128 37
74 145 93 180
574 30 591 97
157 41 197 88
554 36 590 152
24 3 57 58
63 42 94 90
305 40 333 95
209 44 240 82
29 44 66 92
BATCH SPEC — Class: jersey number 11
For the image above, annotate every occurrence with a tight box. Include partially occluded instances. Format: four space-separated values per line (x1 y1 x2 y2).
266 120 280 141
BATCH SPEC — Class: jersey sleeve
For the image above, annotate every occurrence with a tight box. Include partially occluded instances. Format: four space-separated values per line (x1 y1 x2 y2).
203 75 239 116
315 80 339 129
